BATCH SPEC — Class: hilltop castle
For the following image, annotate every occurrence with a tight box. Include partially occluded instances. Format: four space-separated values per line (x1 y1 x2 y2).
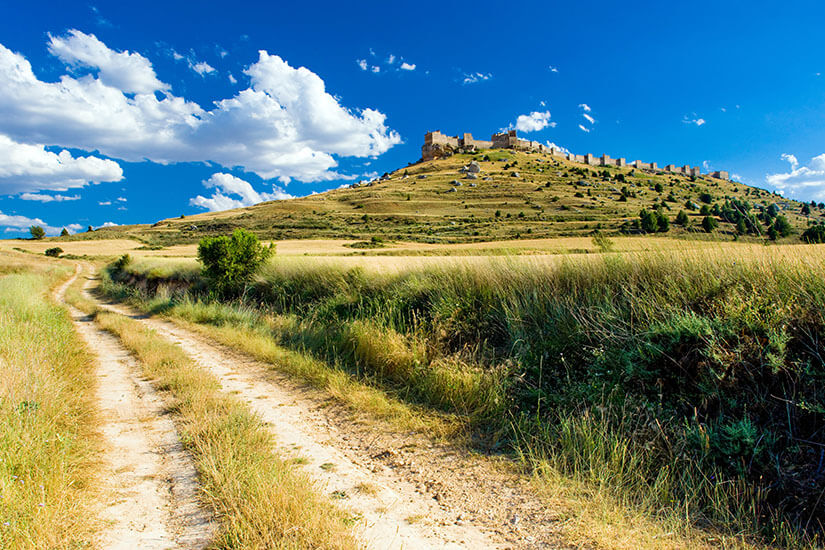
421 130 730 180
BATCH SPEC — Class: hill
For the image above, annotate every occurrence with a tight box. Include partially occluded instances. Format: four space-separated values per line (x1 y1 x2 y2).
60 149 823 246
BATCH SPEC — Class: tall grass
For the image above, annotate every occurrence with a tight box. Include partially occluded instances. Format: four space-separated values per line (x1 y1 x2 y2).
106 244 825 547
0 261 99 549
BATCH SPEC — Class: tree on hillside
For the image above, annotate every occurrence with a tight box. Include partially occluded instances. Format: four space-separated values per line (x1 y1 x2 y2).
639 209 659 233
198 229 274 295
655 211 670 232
801 224 825 243
675 210 689 226
60 228 69 237
29 225 45 239
771 215 793 238
702 216 718 233
801 203 811 216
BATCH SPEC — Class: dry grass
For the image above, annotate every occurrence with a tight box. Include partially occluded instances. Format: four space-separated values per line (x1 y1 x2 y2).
0 253 100 549
171 317 459 438
74 302 360 549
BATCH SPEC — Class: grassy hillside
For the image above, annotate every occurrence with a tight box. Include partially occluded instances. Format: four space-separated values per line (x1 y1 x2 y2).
56 150 824 246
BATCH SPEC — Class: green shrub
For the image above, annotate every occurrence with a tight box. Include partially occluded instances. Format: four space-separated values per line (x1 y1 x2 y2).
675 210 689 225
44 247 62 257
197 229 273 294
801 224 825 243
702 215 718 232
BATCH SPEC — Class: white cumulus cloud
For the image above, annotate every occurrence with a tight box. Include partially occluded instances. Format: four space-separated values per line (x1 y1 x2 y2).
766 153 825 201
0 210 68 235
514 111 553 133
400 62 415 71
0 134 123 195
190 172 295 212
19 192 80 202
47 30 167 94
545 141 570 154
357 59 368 71
0 34 401 185
190 60 216 75
579 103 591 112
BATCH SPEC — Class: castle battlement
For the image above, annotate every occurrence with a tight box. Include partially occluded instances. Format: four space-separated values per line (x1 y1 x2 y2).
422 130 730 180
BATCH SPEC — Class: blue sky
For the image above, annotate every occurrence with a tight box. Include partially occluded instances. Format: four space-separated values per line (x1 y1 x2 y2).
1 0 825 236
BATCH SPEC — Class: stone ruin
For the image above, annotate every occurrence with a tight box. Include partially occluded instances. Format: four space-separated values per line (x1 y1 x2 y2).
421 129 731 180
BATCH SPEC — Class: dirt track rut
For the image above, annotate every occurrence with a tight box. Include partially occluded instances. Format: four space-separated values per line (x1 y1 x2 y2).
57 268 214 549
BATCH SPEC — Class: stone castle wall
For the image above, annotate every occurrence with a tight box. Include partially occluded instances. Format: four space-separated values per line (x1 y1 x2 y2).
422 130 729 180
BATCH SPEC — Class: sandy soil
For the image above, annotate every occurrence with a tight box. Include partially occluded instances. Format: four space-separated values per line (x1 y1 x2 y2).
55 268 214 549
86 276 572 549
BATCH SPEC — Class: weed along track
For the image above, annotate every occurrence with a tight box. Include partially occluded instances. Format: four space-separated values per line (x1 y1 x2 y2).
55 268 214 549
84 276 569 549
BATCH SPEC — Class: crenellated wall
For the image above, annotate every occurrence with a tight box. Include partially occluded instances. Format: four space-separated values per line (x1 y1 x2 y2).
421 129 730 179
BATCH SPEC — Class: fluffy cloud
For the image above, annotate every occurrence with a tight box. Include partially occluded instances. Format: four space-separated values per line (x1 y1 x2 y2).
0 210 80 235
0 32 401 186
578 103 591 112
47 30 167 94
357 59 368 71
190 60 216 75
19 193 80 202
578 124 590 133
548 65 559 73
0 134 123 194
462 72 492 84
582 113 595 125
400 62 416 71
766 153 825 201
514 111 554 133
545 141 569 154
190 172 295 212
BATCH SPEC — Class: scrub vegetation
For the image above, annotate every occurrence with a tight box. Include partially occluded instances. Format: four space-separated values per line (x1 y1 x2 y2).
103 242 825 548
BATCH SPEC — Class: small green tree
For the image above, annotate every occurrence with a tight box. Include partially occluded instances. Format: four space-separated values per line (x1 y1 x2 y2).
655 211 670 232
702 215 718 233
59 228 70 237
197 229 273 295
675 210 689 225
801 224 825 243
29 225 45 239
639 209 659 233
772 215 793 237
44 247 62 257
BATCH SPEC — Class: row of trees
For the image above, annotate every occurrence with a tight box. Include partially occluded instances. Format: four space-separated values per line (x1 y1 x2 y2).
28 225 96 239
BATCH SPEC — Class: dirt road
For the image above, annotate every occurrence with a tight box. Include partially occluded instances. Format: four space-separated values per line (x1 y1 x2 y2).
56 268 214 549
81 269 568 549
